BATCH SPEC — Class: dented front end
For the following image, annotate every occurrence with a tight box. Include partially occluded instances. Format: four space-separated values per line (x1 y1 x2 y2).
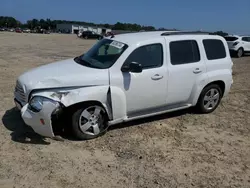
21 97 64 137
20 85 111 138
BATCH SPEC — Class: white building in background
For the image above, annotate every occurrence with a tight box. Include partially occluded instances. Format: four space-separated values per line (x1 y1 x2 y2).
56 24 111 34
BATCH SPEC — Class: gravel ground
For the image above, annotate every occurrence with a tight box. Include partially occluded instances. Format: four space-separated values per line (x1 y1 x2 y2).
0 32 250 188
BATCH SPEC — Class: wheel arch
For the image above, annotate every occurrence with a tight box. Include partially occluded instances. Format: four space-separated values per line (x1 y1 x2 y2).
205 80 225 95
238 46 244 51
193 80 226 106
64 100 112 121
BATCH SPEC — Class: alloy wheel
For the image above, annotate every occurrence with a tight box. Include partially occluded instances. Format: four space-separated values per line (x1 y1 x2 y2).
78 106 105 136
203 88 220 110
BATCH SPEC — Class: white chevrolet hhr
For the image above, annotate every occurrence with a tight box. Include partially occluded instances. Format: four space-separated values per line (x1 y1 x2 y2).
14 31 233 140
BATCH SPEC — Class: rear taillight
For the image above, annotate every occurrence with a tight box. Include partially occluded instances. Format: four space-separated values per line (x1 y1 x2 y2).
233 42 239 46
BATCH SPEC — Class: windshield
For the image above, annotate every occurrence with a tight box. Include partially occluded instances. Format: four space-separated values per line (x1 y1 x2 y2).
224 36 238 41
75 39 128 69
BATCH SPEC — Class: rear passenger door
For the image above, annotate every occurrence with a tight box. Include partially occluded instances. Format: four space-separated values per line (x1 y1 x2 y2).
166 39 207 105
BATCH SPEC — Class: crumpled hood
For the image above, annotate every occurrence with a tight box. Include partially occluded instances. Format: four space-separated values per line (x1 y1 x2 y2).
18 58 109 92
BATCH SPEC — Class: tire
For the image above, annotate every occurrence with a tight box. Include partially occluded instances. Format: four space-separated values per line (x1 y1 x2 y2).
237 48 244 58
196 84 222 113
84 36 88 39
71 104 108 140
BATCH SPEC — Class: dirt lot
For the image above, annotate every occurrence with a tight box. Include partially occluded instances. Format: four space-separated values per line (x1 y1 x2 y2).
0 32 250 188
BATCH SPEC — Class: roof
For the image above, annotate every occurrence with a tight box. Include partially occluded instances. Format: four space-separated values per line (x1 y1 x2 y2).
110 31 174 44
110 31 224 45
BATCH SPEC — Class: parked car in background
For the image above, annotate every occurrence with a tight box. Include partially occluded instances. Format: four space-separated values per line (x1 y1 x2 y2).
0 27 7 31
105 31 115 37
80 31 103 40
224 35 250 58
30 29 37 33
23 28 31 33
15 28 22 33
14 31 233 140
8 28 15 32
77 31 82 37
43 30 51 34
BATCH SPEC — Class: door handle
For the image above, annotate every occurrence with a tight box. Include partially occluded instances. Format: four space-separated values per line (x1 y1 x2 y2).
193 68 202 74
151 74 163 80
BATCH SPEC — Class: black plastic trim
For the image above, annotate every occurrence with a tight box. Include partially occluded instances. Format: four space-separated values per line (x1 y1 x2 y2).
161 31 213 36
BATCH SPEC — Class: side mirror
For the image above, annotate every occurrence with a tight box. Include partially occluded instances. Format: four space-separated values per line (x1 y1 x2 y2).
121 62 142 73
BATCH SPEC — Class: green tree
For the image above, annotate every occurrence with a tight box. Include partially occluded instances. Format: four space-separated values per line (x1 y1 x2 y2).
213 31 228 37
0 16 19 27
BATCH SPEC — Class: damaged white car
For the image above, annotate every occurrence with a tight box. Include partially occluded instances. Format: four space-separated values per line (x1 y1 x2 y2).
14 31 233 140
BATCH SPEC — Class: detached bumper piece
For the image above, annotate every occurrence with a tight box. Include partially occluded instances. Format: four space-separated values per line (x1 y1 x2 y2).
21 101 63 138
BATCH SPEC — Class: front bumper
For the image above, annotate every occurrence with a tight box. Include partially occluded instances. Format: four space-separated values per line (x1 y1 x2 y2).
20 100 62 138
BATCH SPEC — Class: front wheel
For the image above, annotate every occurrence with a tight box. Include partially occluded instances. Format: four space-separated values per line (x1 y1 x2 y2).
72 105 108 140
196 84 222 113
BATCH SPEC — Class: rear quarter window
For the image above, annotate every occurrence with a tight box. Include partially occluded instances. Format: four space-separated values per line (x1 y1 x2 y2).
203 39 226 60
224 36 238 41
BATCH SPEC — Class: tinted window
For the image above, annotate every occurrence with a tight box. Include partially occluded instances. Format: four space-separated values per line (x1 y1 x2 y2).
124 44 163 69
242 37 249 42
203 39 226 60
170 40 200 65
224 36 238 41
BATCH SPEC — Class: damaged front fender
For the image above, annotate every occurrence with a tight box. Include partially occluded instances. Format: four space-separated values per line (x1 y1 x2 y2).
23 85 112 138
31 86 111 116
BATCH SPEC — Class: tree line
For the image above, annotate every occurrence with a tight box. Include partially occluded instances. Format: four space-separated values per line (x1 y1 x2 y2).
0 16 176 31
0 16 228 35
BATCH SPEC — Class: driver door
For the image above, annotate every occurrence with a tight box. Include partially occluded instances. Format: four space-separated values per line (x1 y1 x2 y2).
110 43 168 118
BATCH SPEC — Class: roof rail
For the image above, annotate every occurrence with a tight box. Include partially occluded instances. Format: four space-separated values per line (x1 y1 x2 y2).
161 31 213 36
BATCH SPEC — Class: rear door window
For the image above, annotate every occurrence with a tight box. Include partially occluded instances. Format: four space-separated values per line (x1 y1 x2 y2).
203 39 226 60
170 40 200 65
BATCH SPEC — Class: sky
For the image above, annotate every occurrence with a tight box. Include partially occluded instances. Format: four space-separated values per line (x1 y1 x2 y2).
1 0 250 34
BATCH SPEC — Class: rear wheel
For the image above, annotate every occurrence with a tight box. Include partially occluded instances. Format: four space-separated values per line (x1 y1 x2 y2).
84 36 88 39
196 84 222 113
72 105 108 140
237 48 244 58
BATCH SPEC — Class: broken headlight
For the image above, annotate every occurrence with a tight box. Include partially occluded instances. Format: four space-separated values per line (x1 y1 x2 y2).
28 96 61 113
28 96 44 112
